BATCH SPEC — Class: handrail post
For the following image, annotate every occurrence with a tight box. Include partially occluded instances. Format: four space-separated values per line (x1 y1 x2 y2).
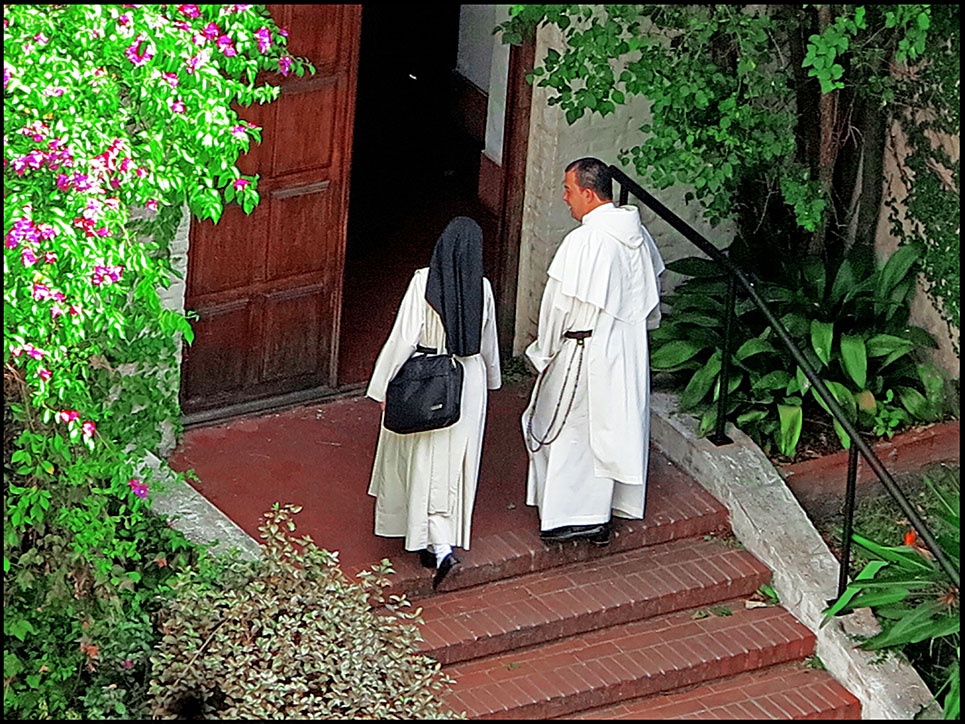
833 444 861 603
709 273 736 446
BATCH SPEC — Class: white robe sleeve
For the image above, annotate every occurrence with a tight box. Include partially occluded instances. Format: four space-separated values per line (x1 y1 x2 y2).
366 271 425 403
525 276 582 373
481 278 502 390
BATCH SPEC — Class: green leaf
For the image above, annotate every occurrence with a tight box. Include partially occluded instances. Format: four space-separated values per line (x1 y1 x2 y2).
651 340 703 370
680 350 722 410
865 333 915 358
810 319 834 367
875 244 919 299
734 337 779 362
839 334 867 389
776 403 803 457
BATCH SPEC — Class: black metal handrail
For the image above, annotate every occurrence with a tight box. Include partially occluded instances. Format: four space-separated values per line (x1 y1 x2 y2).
609 165 960 597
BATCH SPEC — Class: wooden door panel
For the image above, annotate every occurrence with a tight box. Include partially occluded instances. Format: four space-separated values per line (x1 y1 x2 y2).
182 303 253 396
272 79 339 176
261 286 329 382
188 203 268 296
267 181 333 279
286 5 342 70
181 5 360 417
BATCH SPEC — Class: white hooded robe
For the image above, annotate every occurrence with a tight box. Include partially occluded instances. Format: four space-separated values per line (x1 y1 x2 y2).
522 203 665 530
367 268 501 551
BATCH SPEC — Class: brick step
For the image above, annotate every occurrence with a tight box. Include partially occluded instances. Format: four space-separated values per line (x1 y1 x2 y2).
387 459 730 600
442 601 816 720
564 661 861 720
418 536 771 666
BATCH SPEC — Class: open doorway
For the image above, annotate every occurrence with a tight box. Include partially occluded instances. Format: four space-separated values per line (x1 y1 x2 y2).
338 5 500 387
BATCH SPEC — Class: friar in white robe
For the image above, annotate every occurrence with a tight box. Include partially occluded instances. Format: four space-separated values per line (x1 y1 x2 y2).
367 217 501 581
522 157 665 539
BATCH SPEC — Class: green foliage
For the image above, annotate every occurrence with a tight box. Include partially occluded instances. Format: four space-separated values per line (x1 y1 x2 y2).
823 470 960 718
4 4 310 718
499 5 959 340
885 4 960 348
148 504 463 720
650 244 950 458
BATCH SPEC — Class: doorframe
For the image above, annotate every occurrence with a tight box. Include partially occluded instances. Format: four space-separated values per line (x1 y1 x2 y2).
493 34 536 359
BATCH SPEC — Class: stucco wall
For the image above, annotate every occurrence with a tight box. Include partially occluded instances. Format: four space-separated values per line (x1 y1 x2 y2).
513 23 736 356
875 122 960 380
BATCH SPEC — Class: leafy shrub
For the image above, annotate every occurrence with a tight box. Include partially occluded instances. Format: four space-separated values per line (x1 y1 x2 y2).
4 5 309 718
823 470 960 719
651 243 950 458
148 504 463 720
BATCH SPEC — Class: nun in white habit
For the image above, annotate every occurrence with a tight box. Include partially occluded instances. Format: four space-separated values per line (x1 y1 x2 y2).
366 216 501 589
522 157 665 544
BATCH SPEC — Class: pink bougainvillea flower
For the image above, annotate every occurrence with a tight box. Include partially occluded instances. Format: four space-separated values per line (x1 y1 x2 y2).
230 4 252 12
81 421 97 441
254 27 272 53
146 199 159 211
170 98 186 114
125 34 154 66
178 4 201 18
91 264 125 286
135 166 149 179
233 178 250 191
173 20 191 33
117 13 132 27
50 304 67 319
161 71 179 88
128 478 149 499
44 251 58 264
279 28 289 38
230 124 247 139
25 344 46 360
3 63 12 90
21 248 38 267
69 304 82 316
43 86 66 97
32 283 51 300
38 368 52 381
185 53 204 74
57 410 80 424
217 36 237 57
33 32 49 45
202 22 220 40
278 55 293 76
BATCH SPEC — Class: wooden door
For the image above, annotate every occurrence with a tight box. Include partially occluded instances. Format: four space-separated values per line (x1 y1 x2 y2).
180 5 361 419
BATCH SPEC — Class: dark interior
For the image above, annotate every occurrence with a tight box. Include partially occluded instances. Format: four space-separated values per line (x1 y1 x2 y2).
338 5 499 387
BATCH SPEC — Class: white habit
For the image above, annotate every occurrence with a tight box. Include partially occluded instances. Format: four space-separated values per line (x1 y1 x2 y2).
522 202 665 530
367 268 501 551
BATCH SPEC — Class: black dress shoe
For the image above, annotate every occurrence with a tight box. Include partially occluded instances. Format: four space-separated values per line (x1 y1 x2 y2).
432 553 459 590
417 549 437 569
539 523 607 543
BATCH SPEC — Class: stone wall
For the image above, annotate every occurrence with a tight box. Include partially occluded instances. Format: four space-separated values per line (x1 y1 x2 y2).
875 122 960 379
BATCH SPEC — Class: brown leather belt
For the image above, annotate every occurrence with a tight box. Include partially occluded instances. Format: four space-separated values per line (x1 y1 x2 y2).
563 329 592 345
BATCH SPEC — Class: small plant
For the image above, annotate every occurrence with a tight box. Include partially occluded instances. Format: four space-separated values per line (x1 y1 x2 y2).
148 503 464 720
822 470 960 719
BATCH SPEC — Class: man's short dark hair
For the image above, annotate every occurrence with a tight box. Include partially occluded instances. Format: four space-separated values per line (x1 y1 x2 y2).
565 157 613 201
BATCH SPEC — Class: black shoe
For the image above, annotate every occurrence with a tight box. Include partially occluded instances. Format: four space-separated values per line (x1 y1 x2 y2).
432 553 459 591
417 549 437 569
540 523 608 544
587 522 612 547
